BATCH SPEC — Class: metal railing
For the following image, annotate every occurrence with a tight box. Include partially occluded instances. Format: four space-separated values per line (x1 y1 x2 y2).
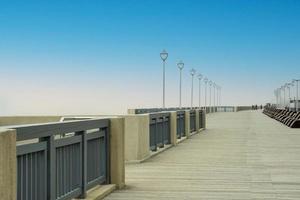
149 112 170 151
176 111 185 139
190 110 196 133
217 106 235 112
198 110 205 129
134 107 195 114
14 119 110 200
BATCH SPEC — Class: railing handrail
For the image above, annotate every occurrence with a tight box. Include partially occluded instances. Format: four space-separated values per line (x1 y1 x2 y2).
12 118 109 141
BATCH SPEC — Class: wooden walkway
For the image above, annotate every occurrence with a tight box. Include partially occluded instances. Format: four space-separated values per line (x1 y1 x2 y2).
105 111 300 200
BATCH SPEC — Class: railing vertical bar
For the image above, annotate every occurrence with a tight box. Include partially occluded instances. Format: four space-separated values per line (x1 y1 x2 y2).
76 130 87 198
25 154 28 200
56 147 59 198
105 126 111 184
30 153 32 200
40 135 56 200
63 146 66 195
34 153 37 200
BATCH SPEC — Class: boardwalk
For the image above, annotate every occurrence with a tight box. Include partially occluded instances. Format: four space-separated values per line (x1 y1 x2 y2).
105 111 300 200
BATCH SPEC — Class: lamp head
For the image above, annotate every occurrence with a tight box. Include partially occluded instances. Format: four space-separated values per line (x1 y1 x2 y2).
190 69 196 76
177 60 184 70
160 49 168 61
197 73 203 80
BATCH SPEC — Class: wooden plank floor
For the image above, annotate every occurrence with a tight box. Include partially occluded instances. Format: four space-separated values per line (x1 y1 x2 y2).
105 111 300 200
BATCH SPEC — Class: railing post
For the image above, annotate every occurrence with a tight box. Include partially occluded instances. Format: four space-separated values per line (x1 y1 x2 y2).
76 130 87 199
196 109 200 132
40 135 56 200
0 129 16 200
184 110 191 138
170 111 177 145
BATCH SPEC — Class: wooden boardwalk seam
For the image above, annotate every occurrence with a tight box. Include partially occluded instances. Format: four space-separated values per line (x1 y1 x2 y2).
105 111 300 200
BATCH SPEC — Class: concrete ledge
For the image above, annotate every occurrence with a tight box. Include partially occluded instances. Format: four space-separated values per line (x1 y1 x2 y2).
76 184 116 200
198 128 205 132
189 131 198 137
126 144 173 164
176 136 187 144
148 144 173 160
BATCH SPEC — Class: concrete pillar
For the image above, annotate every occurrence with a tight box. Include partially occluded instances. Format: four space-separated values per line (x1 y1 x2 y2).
127 109 136 114
109 118 125 189
0 129 16 200
202 111 207 129
124 114 150 162
195 109 200 132
170 111 177 145
184 110 191 138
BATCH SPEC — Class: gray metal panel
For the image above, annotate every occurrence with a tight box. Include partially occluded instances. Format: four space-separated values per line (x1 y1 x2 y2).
14 119 109 141
87 134 106 187
17 143 47 200
55 140 82 199
190 110 196 132
149 118 157 151
17 142 47 156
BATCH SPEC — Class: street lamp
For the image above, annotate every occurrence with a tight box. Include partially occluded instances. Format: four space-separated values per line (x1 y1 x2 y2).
204 77 208 110
177 61 184 108
293 79 300 111
286 83 292 109
190 69 196 108
274 89 278 106
278 87 282 108
217 85 219 107
160 49 168 108
282 85 286 108
197 73 203 108
216 84 219 110
213 82 216 112
209 80 212 112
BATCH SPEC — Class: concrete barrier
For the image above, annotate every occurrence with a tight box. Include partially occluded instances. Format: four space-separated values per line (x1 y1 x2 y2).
0 129 16 200
124 114 150 162
185 110 191 138
109 118 125 189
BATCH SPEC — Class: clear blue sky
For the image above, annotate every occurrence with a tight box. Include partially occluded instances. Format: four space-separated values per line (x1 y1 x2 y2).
0 0 300 115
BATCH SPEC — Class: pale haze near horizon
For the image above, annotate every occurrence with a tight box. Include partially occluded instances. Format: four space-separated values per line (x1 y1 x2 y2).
1 1 299 116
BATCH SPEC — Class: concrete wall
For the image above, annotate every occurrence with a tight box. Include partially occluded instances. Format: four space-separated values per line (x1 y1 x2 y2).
185 110 191 138
235 106 253 112
109 118 125 189
0 129 16 200
0 116 62 126
124 114 150 162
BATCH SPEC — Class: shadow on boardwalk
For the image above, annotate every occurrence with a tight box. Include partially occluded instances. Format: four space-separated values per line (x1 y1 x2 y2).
105 111 300 200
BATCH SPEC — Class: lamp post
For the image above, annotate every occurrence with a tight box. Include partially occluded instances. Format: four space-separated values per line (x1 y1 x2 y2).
219 86 222 107
209 80 212 112
204 77 208 110
282 85 286 108
274 89 278 107
160 49 168 108
177 61 184 108
278 87 282 108
293 79 300 111
197 73 203 108
190 69 196 108
287 83 292 109
213 82 216 112
216 84 219 110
